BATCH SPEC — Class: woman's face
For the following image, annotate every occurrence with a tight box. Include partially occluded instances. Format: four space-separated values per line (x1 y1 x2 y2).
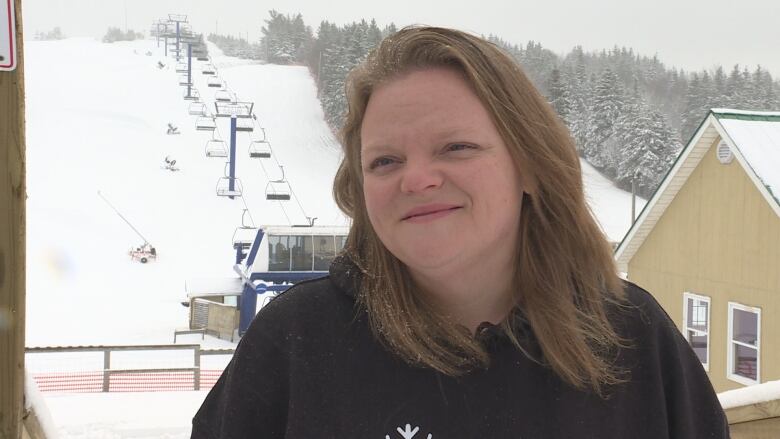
360 67 527 282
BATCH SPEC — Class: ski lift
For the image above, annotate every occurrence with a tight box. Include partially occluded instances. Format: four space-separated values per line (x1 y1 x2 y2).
232 209 257 250
249 140 271 158
205 139 228 158
201 64 216 75
265 166 291 201
188 102 207 116
183 87 200 101
175 62 189 73
214 90 236 103
216 177 243 198
195 116 216 131
236 118 254 132
207 76 224 88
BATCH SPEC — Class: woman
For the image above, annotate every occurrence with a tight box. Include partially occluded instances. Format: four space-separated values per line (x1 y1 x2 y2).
192 26 728 438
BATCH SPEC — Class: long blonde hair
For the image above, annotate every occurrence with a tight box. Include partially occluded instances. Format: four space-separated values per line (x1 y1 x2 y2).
333 26 627 395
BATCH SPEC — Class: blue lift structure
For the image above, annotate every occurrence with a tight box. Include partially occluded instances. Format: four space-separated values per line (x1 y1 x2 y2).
214 100 254 200
232 228 328 335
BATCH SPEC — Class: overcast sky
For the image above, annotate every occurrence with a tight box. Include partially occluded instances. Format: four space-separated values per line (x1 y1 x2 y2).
21 0 780 77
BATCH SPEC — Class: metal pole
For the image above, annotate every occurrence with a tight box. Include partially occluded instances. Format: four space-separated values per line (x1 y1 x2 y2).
97 191 151 244
176 21 181 61
317 50 323 96
102 350 111 392
229 118 237 199
187 43 192 97
164 36 168 56
631 178 636 223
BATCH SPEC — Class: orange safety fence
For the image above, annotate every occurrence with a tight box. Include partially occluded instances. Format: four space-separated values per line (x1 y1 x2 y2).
31 369 224 393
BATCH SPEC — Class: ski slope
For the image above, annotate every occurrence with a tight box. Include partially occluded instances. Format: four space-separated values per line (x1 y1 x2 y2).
24 37 643 437
25 37 346 348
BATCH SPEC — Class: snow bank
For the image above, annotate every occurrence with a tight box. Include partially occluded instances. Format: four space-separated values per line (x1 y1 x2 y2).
718 380 780 410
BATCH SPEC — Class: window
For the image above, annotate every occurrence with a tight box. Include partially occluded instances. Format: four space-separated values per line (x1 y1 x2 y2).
727 302 761 385
290 235 313 271
335 235 347 254
268 235 291 271
313 235 336 270
682 293 710 370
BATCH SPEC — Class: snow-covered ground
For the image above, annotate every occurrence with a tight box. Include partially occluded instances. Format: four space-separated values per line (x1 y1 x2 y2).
24 36 644 437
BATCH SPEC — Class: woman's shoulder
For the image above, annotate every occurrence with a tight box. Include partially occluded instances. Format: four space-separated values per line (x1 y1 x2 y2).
610 280 679 339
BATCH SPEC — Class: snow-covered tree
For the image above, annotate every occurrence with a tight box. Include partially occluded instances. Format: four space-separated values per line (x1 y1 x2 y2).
585 68 624 170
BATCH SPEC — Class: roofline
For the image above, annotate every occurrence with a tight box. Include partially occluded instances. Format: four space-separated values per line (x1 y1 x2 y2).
615 109 780 271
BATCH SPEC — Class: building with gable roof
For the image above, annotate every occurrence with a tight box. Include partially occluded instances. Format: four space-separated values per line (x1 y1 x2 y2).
615 109 780 393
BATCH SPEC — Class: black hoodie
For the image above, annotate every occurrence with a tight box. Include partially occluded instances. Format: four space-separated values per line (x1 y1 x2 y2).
192 256 729 438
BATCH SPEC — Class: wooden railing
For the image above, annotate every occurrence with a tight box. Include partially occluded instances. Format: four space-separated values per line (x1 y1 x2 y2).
25 344 235 393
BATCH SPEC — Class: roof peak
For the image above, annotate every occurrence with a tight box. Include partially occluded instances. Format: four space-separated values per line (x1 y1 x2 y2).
711 108 780 121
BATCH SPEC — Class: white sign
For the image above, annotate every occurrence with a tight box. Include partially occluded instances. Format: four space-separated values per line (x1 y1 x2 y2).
0 0 16 72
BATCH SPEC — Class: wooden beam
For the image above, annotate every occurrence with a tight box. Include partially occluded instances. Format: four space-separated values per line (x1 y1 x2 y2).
725 398 780 425
0 0 26 437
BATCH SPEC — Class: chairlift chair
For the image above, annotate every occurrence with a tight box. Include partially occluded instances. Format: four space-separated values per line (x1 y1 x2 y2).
201 64 216 75
188 102 207 116
205 139 228 158
236 118 254 132
178 74 193 86
175 62 189 73
214 90 237 103
265 181 291 201
207 76 224 88
232 208 257 250
249 140 272 159
216 177 243 198
183 87 200 101
195 116 216 131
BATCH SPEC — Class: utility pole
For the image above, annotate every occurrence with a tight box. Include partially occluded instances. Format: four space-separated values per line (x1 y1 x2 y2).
0 0 26 436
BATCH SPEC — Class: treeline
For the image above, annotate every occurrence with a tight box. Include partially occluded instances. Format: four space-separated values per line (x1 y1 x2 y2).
206 34 262 60
103 27 144 43
35 27 65 41
208 11 780 198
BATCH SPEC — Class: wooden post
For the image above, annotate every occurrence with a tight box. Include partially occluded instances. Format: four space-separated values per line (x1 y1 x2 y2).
102 350 111 392
0 0 26 437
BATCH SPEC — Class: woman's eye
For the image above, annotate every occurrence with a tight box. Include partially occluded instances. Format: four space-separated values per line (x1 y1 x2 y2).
368 157 397 170
446 143 475 152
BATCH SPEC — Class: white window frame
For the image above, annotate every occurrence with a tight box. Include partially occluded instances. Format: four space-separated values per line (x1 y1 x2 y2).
727 302 761 386
682 292 711 371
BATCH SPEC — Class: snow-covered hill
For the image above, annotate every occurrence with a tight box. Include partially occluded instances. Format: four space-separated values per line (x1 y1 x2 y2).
25 37 345 347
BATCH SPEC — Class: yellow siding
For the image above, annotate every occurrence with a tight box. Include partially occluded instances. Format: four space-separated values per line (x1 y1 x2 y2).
628 137 780 392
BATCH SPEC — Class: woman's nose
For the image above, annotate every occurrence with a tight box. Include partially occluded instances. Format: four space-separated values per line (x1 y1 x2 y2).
399 160 444 194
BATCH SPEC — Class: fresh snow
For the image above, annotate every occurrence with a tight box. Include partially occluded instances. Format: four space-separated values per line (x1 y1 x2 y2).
25 36 644 437
717 116 780 206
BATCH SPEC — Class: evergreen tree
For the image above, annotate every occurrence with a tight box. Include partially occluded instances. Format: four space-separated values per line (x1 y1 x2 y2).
617 108 681 197
585 68 624 172
547 68 572 122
